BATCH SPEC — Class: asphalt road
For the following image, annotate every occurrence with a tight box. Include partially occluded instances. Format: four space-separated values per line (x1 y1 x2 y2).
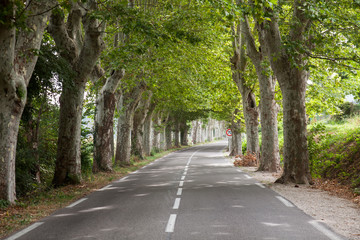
6 141 346 240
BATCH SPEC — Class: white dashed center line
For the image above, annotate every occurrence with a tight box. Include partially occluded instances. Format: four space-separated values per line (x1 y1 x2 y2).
179 181 184 187
177 188 183 196
165 214 177 233
173 198 181 209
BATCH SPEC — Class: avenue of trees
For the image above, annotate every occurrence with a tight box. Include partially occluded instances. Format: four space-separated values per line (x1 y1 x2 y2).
1 0 360 204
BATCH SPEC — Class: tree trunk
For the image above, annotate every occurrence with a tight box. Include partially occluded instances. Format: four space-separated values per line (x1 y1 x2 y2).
230 24 260 160
257 73 280 172
115 83 146 165
0 0 56 203
241 18 280 172
180 120 188 146
229 109 242 156
93 70 124 173
278 83 311 184
53 80 86 185
243 95 260 159
152 112 161 152
143 103 156 156
165 119 172 150
260 1 313 184
207 119 213 142
49 1 105 186
174 120 181 147
132 91 153 159
192 120 199 144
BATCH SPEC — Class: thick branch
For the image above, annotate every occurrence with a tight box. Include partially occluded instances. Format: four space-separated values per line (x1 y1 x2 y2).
241 16 260 66
48 8 78 63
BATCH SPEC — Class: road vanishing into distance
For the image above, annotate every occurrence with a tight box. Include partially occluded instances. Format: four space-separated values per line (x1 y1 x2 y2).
6 141 345 240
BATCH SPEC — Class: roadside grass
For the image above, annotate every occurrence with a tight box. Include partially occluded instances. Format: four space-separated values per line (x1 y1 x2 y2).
0 145 189 239
308 115 360 204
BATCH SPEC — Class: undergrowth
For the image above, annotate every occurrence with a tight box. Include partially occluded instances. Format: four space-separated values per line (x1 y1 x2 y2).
308 115 360 195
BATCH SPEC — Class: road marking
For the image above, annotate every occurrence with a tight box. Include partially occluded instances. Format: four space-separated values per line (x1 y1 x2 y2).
255 183 265 188
185 166 189 169
165 214 177 233
173 198 181 209
237 169 242 173
309 220 343 240
66 198 88 208
98 184 112 191
179 181 184 187
177 188 183 196
275 196 294 207
244 174 252 179
6 222 44 240
130 170 138 174
181 176 185 180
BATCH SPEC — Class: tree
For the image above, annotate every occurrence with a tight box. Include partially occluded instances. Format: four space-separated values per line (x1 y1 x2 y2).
93 69 124 172
0 0 57 203
132 91 153 159
230 23 260 160
115 80 147 165
229 109 243 156
247 0 312 184
49 1 105 186
241 16 280 172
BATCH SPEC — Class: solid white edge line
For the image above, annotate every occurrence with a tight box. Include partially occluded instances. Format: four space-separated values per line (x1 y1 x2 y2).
179 181 184 187
244 174 252 179
165 214 177 233
255 183 265 188
66 198 88 208
98 184 112 191
6 222 44 240
173 198 181 209
177 188 183 196
309 220 344 240
181 176 185 180
275 196 294 207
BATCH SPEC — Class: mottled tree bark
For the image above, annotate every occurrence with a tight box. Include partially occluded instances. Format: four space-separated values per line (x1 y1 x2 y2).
143 102 156 156
180 120 189 146
115 83 146 165
49 1 105 186
93 70 124 173
230 24 260 160
192 120 199 144
261 0 313 184
241 17 280 172
152 112 161 152
229 109 242 156
174 120 181 147
0 0 56 203
132 91 153 159
165 117 173 150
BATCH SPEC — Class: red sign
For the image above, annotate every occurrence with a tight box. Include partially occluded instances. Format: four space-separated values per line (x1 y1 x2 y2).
226 129 232 136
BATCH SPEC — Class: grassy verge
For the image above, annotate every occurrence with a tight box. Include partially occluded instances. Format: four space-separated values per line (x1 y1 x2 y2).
308 115 360 204
0 146 189 238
